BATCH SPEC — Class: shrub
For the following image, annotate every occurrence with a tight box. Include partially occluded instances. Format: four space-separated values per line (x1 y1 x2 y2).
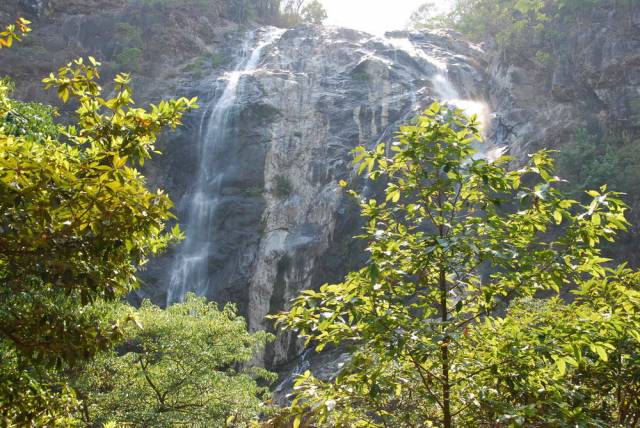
274 175 293 198
116 47 142 72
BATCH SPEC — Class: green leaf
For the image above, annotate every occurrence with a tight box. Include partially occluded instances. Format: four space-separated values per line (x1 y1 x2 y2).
594 345 608 362
553 210 563 225
556 358 566 376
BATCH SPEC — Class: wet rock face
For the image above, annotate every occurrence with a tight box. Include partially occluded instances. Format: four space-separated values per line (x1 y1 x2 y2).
18 0 50 17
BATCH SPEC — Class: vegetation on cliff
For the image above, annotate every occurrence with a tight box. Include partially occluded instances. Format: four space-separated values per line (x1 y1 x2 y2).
411 0 606 53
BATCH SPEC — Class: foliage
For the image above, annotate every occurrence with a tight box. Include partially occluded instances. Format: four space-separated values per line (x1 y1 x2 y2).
630 97 640 127
273 104 632 427
558 129 640 218
409 1 452 30
0 16 197 422
0 17 30 49
225 0 332 24
114 22 143 50
227 0 259 23
462 268 640 426
206 50 231 68
73 294 276 427
1 346 80 427
301 0 328 25
115 47 143 73
560 130 623 197
139 0 214 7
226 0 314 25
556 128 640 265
281 0 328 26
274 175 293 198
184 51 230 78
114 22 144 72
0 86 58 142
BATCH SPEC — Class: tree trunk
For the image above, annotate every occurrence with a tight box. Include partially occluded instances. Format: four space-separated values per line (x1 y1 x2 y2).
440 266 452 428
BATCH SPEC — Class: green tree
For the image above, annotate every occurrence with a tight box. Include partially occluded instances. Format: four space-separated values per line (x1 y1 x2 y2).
409 1 452 30
280 0 327 26
73 294 276 427
0 18 197 423
114 22 144 72
301 0 327 25
273 104 631 427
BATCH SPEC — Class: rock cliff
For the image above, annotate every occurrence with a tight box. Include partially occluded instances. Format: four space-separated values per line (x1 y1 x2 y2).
145 26 490 368
489 1 640 159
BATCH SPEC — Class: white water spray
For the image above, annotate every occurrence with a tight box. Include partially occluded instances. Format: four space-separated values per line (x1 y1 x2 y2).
385 33 502 159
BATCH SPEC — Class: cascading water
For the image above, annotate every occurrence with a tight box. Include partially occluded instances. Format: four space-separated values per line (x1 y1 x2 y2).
385 32 503 160
385 33 491 132
167 28 284 305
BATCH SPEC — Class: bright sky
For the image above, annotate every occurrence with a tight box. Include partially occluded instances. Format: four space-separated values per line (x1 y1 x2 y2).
320 0 450 35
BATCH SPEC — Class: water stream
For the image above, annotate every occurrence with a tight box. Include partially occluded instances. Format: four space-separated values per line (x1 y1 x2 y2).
167 28 284 305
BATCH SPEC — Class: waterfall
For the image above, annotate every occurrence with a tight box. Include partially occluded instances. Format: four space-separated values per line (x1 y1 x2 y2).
386 34 491 131
167 28 284 305
385 33 502 159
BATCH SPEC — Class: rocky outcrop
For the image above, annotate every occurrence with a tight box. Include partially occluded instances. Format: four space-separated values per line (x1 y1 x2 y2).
143 26 491 369
489 1 640 160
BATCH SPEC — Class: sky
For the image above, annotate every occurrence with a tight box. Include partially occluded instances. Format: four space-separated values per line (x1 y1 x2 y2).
320 0 450 35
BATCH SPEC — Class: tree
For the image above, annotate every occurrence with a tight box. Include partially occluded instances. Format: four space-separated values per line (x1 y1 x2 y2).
273 104 632 427
282 0 305 16
73 294 276 426
0 18 197 424
410 0 604 56
301 0 327 25
409 1 452 30
280 0 327 26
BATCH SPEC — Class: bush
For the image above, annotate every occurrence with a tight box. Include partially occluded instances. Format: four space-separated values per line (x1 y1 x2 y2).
113 22 144 72
184 51 230 77
274 175 293 198
114 22 143 49
116 47 142 72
